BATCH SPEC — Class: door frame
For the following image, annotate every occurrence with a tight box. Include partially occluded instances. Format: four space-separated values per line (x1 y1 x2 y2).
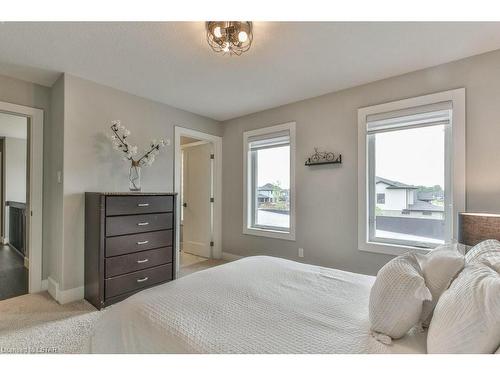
0 100 43 293
174 126 222 275
0 138 4 243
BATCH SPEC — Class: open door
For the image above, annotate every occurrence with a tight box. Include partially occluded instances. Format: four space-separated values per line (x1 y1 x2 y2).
182 142 212 258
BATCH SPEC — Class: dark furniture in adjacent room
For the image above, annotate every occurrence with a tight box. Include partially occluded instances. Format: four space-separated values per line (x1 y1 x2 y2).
84 192 176 309
6 201 26 256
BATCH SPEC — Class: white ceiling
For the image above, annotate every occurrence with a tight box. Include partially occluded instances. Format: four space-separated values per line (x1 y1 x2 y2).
0 112 27 139
1 22 500 121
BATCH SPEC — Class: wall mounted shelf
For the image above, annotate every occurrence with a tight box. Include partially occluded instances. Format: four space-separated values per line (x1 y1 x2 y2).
305 148 342 166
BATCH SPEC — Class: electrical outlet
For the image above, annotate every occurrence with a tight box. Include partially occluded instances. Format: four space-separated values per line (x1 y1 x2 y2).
298 248 304 258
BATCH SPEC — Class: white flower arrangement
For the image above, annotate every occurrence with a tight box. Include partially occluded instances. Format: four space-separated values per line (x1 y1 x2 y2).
110 120 167 168
109 120 169 191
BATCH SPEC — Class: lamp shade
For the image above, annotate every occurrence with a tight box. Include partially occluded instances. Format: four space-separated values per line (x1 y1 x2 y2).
458 212 500 246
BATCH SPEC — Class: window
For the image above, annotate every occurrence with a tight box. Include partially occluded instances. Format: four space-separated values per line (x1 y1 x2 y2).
369 116 449 248
243 122 296 240
358 89 465 255
377 193 385 204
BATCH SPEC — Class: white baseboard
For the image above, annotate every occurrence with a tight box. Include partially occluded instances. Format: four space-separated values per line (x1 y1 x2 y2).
47 277 84 304
47 277 58 300
59 286 84 304
222 252 244 261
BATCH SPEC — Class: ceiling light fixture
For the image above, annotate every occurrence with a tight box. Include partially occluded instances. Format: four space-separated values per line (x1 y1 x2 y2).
206 21 253 56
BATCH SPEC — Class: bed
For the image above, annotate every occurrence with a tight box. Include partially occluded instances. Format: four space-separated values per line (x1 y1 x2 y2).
89 256 427 353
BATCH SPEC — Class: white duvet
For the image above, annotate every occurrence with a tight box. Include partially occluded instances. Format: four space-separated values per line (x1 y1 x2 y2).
89 256 426 353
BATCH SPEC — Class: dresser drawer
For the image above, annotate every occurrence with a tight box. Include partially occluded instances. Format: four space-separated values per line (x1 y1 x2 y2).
105 247 173 278
105 263 172 299
105 230 173 257
106 195 173 216
106 213 173 237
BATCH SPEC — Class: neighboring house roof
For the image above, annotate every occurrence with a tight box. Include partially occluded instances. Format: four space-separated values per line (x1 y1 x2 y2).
375 176 418 189
258 193 271 199
258 183 277 191
408 200 444 212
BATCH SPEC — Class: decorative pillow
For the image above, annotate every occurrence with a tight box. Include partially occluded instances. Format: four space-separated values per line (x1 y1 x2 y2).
427 263 500 353
465 239 500 267
415 243 465 326
369 253 432 344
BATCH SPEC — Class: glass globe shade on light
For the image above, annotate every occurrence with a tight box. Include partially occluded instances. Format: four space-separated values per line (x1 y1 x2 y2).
214 26 222 38
238 31 248 43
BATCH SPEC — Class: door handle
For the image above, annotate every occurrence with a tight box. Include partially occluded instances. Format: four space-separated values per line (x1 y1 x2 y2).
137 222 149 226
137 240 149 245
182 202 187 208
137 203 150 207
137 259 149 264
136 277 149 283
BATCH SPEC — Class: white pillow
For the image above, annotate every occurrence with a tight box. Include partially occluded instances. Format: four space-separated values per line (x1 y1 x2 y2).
415 243 465 326
369 253 432 344
466 239 500 267
427 263 500 353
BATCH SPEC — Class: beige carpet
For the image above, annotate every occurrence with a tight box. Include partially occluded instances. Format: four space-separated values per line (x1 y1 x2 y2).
178 252 227 277
180 251 208 267
0 292 101 353
0 257 227 354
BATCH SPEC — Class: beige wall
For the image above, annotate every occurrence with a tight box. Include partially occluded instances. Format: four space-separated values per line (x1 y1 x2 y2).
60 74 221 291
221 49 500 276
5 137 27 203
0 73 53 279
47 75 65 287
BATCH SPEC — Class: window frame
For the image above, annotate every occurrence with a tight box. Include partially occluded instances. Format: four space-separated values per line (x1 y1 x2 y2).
243 122 296 241
376 193 385 204
357 89 465 256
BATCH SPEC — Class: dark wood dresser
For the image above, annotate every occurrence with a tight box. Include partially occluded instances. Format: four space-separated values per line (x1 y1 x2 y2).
84 192 176 309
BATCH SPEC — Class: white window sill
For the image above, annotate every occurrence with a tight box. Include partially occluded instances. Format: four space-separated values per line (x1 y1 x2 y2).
359 240 431 256
243 227 296 241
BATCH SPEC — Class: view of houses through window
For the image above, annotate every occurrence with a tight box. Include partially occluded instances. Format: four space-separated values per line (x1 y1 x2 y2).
254 144 290 229
244 123 295 239
371 123 447 247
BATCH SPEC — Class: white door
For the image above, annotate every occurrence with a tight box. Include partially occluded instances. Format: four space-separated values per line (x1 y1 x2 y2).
182 143 212 258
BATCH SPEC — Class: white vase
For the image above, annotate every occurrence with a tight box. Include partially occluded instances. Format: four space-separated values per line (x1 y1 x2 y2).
129 164 141 191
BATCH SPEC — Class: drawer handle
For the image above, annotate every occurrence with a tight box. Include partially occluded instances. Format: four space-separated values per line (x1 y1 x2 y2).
137 222 149 226
137 277 149 283
137 258 149 264
137 240 149 245
137 203 150 207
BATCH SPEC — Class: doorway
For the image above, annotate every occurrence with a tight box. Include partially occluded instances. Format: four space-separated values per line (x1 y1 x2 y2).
174 127 222 276
0 112 29 300
0 101 44 299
